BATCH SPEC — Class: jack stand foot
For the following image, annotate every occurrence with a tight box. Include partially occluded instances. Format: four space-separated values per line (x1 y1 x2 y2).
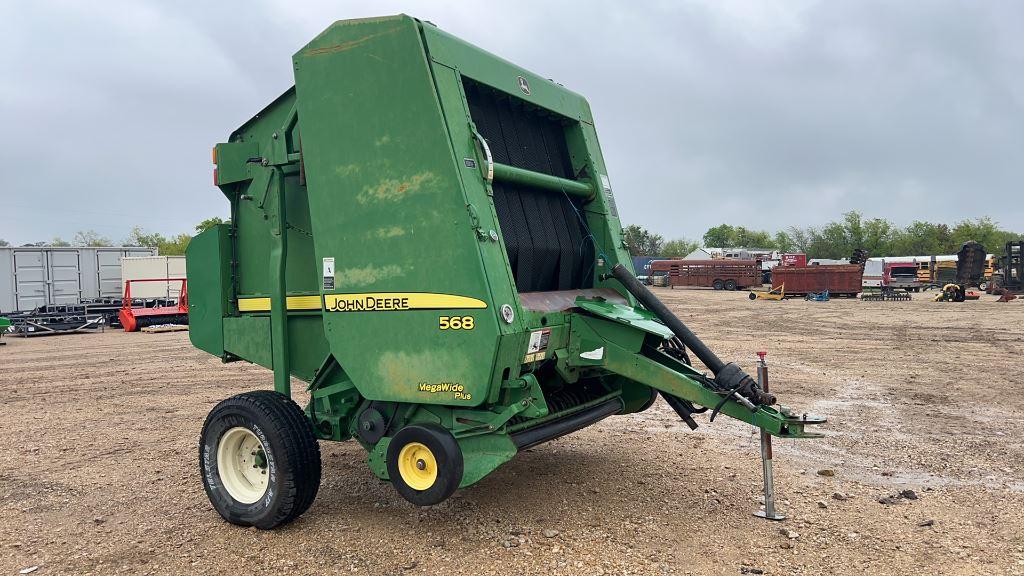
753 509 787 521
753 351 786 522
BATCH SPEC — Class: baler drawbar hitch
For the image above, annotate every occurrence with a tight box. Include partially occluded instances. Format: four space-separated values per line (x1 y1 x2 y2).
609 264 776 408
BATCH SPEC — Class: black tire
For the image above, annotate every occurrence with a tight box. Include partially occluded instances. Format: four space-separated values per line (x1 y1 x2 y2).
724 279 737 291
748 292 757 300
712 279 724 290
386 424 463 506
200 391 321 529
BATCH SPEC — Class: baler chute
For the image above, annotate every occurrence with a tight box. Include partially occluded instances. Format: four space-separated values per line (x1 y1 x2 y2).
188 14 824 530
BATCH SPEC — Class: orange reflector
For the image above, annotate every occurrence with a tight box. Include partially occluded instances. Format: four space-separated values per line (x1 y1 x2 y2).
211 146 218 164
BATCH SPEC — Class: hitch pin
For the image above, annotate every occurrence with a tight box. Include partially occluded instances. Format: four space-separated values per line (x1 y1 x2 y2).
753 351 785 521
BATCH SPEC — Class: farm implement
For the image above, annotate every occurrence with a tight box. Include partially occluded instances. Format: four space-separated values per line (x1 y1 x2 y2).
118 279 188 332
861 288 912 302
189 15 825 529
749 284 786 301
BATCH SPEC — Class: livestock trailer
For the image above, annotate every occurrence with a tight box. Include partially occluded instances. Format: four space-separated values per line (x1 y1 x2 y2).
770 265 863 298
649 259 761 290
0 246 157 313
189 14 823 529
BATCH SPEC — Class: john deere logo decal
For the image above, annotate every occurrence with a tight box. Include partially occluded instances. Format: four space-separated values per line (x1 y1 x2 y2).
517 76 531 95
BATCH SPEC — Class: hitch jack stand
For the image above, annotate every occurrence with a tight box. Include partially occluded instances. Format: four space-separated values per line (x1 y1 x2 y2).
753 351 786 521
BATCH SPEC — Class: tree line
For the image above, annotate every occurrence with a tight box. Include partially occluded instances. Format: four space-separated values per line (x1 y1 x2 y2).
625 212 1022 259
3 211 1019 260
0 218 227 256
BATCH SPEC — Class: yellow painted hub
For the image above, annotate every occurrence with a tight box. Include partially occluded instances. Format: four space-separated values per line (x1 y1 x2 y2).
217 427 270 504
398 442 437 491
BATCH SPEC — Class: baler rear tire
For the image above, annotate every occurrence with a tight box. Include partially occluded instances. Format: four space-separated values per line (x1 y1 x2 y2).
387 424 463 507
199 391 321 529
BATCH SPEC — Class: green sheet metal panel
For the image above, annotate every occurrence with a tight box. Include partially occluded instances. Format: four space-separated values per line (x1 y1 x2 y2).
223 315 273 369
292 16 501 406
186 225 231 357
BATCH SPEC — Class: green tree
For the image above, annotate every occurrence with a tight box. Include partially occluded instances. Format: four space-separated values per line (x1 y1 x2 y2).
702 224 735 248
861 217 897 257
948 217 1017 253
785 226 810 253
73 230 112 247
732 226 774 248
123 226 191 255
622 224 664 256
805 221 850 259
660 238 700 258
125 226 165 248
0 239 9 247
196 217 227 234
50 237 71 247
158 233 192 256
892 221 949 255
773 230 796 253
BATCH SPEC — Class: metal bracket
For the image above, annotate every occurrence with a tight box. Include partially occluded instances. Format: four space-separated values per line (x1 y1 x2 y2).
470 125 494 187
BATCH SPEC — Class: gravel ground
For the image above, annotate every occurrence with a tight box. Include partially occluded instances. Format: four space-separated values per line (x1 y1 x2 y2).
1 289 1023 575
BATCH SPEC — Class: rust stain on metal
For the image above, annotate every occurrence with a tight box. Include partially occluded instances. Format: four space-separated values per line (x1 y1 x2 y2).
305 27 402 56
357 172 438 204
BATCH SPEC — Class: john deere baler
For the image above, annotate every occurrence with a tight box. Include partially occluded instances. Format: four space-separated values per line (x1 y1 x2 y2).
189 15 822 529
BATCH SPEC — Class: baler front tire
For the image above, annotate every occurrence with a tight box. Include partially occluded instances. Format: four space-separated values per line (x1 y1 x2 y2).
199 391 321 529
387 424 463 506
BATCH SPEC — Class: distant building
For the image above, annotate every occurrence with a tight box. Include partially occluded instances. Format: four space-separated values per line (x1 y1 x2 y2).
682 247 716 260
684 247 777 261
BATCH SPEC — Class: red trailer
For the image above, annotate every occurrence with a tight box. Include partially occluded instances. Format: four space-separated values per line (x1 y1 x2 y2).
781 253 807 267
769 265 863 297
650 259 761 290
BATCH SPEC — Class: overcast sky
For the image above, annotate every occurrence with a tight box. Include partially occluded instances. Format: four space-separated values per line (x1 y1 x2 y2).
2 1 1021 246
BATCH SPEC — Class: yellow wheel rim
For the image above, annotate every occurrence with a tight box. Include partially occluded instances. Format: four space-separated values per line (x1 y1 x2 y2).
397 442 437 491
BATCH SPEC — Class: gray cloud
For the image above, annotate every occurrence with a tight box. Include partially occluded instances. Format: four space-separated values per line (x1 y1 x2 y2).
2 0 1021 245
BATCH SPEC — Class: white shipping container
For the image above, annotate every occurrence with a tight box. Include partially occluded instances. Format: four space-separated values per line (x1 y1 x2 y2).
0 247 157 313
120 256 187 299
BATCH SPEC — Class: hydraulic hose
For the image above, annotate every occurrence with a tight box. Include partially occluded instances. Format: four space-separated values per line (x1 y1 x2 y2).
609 264 775 406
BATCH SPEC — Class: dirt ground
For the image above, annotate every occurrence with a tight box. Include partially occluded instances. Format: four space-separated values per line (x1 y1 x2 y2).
1 289 1023 575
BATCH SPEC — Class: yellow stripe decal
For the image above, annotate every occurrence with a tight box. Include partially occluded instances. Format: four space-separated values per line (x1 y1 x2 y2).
237 293 487 313
237 296 324 312
324 293 487 312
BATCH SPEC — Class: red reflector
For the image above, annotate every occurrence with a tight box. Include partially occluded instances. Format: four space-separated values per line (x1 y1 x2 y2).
213 168 219 186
